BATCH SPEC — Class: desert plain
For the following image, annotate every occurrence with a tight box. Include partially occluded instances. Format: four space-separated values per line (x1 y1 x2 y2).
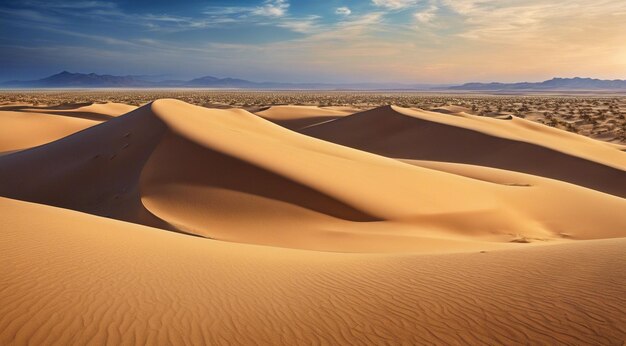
1 90 625 344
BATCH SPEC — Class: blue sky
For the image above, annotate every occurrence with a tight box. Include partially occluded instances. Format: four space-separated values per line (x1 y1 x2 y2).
1 0 625 83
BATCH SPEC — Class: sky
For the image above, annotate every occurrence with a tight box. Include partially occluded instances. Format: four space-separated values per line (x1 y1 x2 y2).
0 0 625 83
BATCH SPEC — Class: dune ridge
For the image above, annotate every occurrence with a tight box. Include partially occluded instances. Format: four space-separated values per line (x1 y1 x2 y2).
1 98 626 344
0 99 625 252
0 102 136 154
256 105 354 129
302 105 626 197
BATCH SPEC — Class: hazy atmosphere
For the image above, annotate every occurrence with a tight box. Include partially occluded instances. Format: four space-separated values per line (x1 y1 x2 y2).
1 0 626 83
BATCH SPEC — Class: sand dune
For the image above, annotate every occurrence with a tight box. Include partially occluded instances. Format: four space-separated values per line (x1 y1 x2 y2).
303 105 626 197
1 99 625 252
1 197 624 345
401 159 626 240
69 102 138 117
0 111 98 154
0 102 136 154
1 98 626 344
0 101 135 119
0 104 173 230
255 105 354 129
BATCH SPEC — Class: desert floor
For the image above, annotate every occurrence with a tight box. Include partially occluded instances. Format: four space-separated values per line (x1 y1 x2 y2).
1 93 625 344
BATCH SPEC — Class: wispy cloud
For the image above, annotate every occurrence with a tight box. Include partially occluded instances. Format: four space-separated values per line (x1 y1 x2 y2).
253 0 289 17
1 0 296 33
2 0 625 83
414 5 437 24
336 7 352 16
46 27 138 46
41 1 116 9
17 0 116 10
144 0 294 32
441 0 626 42
277 15 321 33
371 0 419 10
138 13 239 30
0 8 63 24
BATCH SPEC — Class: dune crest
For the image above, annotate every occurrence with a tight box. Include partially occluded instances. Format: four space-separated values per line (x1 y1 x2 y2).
255 105 354 129
0 102 137 154
302 105 626 197
1 97 626 344
0 99 625 252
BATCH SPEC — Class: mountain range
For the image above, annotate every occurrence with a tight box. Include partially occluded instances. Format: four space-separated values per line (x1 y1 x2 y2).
1 71 442 90
2 72 626 90
449 77 626 90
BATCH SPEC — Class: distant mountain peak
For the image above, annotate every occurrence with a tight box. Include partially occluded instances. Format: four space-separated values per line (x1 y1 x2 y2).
1 71 152 87
449 77 626 90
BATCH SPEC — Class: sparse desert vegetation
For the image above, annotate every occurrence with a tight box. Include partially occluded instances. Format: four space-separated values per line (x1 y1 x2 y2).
2 90 625 144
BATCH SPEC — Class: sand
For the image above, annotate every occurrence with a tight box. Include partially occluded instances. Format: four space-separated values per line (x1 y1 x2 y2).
0 102 135 154
256 105 355 129
1 99 625 344
303 105 626 197
1 197 625 345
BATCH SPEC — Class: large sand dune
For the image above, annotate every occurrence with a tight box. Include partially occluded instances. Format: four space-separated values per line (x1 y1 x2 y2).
1 99 625 252
1 197 624 345
1 99 625 344
303 105 626 197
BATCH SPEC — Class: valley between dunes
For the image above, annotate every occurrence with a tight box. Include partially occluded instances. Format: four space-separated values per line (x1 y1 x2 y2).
1 99 625 344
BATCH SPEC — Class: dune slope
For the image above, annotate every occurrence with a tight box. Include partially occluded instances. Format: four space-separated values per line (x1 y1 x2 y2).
0 102 136 119
2 99 626 344
302 105 626 197
1 197 625 345
1 99 625 252
0 105 173 229
0 102 136 154
0 111 98 154
256 105 353 130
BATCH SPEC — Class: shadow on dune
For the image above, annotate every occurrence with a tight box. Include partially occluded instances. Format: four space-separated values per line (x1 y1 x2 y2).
302 105 626 198
141 131 380 223
0 101 379 240
262 115 344 130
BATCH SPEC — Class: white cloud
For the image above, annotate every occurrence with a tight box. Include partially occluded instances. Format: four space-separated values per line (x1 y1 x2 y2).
253 0 289 17
336 7 352 16
300 12 385 43
277 15 321 33
414 5 437 23
372 0 419 10
440 0 626 42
